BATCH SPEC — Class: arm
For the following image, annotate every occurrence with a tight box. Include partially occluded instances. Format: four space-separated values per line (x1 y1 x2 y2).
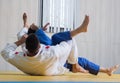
42 22 50 31
1 43 18 61
17 28 28 40
1 35 27 60
15 34 27 46
17 28 28 51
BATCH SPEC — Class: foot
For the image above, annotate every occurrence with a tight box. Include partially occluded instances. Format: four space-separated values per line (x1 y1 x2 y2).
77 15 89 33
107 65 119 76
23 12 29 28
72 63 89 73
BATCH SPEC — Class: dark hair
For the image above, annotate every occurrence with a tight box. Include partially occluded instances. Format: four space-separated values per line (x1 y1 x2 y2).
25 33 39 53
27 28 36 35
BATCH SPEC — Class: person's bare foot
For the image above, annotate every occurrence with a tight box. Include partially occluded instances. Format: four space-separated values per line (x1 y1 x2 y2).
107 65 119 76
77 15 89 33
23 12 29 28
72 63 89 73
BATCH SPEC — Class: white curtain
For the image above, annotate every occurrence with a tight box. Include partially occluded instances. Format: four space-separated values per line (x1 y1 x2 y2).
43 0 76 33
0 0 39 71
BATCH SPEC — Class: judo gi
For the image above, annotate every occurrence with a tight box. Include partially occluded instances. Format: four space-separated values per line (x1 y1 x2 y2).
1 27 100 75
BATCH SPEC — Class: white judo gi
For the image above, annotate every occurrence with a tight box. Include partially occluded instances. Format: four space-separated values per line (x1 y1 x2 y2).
1 28 79 76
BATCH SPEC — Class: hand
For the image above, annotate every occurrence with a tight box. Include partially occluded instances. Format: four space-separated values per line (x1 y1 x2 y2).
15 34 28 46
43 22 50 31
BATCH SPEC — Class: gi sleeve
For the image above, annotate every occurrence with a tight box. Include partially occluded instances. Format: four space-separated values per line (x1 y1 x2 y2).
17 28 28 52
17 28 28 40
1 43 17 61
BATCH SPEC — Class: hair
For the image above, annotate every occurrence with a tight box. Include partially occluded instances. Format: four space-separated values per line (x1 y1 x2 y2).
27 28 36 35
25 33 39 53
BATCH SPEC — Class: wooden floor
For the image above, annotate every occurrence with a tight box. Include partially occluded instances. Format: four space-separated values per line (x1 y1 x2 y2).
0 71 120 82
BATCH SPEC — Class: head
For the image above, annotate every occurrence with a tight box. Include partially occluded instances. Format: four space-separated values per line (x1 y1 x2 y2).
25 33 40 55
28 23 38 35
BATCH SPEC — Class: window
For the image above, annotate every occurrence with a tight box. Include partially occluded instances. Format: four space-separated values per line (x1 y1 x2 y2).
42 0 76 33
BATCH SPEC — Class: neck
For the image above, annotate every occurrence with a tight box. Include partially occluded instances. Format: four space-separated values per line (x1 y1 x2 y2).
27 49 39 57
27 44 40 57
27 53 36 57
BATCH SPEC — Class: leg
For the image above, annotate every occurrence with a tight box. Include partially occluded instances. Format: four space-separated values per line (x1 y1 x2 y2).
99 65 119 76
67 57 119 76
52 31 72 45
77 57 100 75
35 28 52 45
72 63 89 73
23 12 29 28
70 15 89 37
60 39 79 66
64 40 89 73
52 15 89 45
65 57 97 74
28 15 89 45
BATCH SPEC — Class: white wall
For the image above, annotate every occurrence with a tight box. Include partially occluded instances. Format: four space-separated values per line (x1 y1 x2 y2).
75 0 120 73
0 0 39 71
0 0 120 73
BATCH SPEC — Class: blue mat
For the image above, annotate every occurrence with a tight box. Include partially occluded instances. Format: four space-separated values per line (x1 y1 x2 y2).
0 82 120 83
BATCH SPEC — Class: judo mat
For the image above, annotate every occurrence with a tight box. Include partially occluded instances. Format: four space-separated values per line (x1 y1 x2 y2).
0 72 120 83
0 82 120 83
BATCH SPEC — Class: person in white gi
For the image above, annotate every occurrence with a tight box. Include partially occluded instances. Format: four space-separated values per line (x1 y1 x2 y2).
1 15 90 75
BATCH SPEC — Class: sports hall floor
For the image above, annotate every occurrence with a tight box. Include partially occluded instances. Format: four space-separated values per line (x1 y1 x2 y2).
0 71 120 83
